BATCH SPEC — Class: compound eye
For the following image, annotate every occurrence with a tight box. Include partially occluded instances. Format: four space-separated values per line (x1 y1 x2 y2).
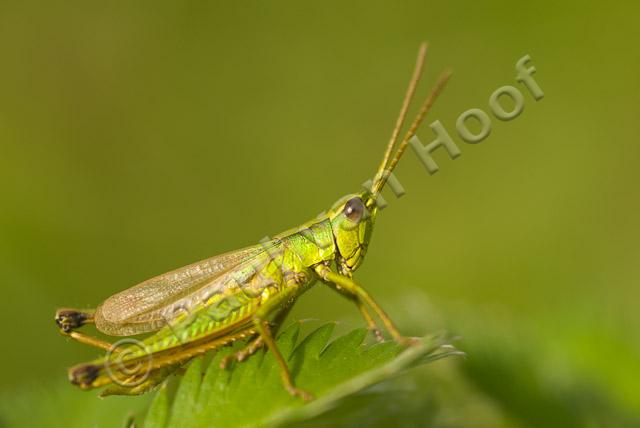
343 197 365 223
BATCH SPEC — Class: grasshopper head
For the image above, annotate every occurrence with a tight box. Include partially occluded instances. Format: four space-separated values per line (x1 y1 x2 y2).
328 192 379 275
328 43 451 276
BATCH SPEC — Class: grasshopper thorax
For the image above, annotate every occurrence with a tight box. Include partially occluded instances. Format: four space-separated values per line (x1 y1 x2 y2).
327 192 378 275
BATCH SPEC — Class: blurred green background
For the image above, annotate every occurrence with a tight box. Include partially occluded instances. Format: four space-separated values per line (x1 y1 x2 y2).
1 1 639 427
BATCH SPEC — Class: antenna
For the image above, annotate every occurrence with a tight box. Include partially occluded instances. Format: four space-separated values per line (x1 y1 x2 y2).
371 47 452 197
374 43 428 187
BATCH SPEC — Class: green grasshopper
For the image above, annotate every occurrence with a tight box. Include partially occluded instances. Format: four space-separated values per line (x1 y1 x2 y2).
55 42 451 400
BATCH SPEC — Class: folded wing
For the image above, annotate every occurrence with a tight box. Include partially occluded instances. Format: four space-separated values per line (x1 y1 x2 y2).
95 241 283 336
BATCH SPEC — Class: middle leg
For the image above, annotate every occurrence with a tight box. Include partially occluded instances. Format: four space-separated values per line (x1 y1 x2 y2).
252 284 313 401
220 298 295 369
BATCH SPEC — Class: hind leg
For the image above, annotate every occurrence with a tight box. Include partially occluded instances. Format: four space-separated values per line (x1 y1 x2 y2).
55 308 113 351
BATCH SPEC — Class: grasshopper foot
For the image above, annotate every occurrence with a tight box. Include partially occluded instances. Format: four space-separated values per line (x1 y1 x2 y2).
370 327 385 343
396 336 422 347
286 385 315 402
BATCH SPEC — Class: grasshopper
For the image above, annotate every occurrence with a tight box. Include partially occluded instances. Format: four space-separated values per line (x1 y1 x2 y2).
55 42 451 400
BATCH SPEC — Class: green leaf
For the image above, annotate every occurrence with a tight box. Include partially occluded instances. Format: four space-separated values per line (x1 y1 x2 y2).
141 322 460 428
143 383 168 428
166 358 203 428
